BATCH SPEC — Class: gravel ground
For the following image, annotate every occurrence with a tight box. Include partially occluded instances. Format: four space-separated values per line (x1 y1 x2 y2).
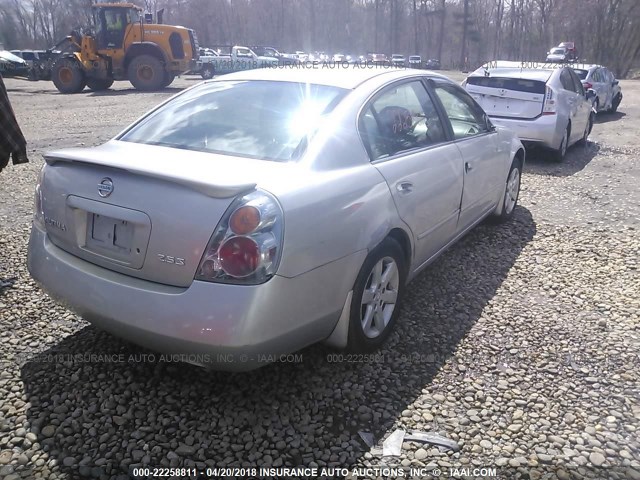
0 74 639 480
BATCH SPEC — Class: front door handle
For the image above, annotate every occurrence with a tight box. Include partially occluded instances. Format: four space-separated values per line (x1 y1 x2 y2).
465 162 473 173
396 181 413 194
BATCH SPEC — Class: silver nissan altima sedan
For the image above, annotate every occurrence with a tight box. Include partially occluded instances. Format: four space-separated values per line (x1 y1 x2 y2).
28 67 525 370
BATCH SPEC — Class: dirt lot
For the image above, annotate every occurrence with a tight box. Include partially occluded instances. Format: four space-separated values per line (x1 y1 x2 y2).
0 73 638 479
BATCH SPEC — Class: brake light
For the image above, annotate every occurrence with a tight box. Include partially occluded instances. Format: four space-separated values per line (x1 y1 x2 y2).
584 82 592 90
195 190 284 284
219 236 260 278
542 85 557 115
33 165 45 228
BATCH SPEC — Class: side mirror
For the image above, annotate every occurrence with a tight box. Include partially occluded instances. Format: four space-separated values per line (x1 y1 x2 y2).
484 113 496 131
586 89 597 101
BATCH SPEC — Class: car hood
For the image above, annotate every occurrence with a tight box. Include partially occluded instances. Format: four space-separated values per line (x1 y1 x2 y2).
44 141 306 199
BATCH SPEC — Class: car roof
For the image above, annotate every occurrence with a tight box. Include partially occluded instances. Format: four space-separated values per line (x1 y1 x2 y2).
214 66 449 89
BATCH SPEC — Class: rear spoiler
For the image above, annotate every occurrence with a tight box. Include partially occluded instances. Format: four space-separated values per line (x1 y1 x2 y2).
45 149 256 199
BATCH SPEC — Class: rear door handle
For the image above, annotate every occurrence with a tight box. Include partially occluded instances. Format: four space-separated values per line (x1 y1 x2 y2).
465 162 473 173
396 181 413 194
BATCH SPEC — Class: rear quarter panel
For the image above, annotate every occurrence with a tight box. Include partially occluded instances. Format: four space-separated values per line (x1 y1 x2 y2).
273 164 406 280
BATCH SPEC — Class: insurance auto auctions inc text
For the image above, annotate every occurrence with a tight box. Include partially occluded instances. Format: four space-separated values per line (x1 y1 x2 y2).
205 466 498 478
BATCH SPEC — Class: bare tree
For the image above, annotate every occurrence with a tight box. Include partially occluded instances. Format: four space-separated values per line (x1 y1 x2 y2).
1 0 638 77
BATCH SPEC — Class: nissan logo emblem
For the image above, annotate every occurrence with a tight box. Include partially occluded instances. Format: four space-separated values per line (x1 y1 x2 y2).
97 178 114 197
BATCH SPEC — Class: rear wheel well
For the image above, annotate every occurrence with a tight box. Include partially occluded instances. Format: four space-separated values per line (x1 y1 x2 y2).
386 228 412 271
124 43 166 70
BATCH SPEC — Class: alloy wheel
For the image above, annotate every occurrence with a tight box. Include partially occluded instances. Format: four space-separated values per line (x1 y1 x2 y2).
504 167 520 215
360 256 399 339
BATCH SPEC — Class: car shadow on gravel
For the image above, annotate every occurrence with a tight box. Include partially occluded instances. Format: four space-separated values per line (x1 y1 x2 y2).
593 111 626 124
19 207 535 478
524 141 600 177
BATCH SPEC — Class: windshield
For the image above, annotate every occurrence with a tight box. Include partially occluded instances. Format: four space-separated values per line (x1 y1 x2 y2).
128 8 141 23
550 48 566 54
573 69 588 80
120 81 348 162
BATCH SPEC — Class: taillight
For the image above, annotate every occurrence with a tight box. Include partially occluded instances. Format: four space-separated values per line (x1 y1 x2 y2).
584 82 592 90
33 165 45 227
195 190 283 285
219 236 260 278
542 85 557 115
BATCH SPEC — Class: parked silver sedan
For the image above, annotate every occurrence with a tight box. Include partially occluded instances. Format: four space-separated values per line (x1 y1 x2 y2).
572 64 622 113
28 68 524 370
465 61 595 162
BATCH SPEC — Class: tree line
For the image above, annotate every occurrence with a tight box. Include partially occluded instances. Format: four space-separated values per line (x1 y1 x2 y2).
1 0 639 77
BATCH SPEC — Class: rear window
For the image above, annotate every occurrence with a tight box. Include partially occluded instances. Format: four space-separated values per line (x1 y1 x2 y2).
573 69 588 80
120 81 347 162
466 77 546 94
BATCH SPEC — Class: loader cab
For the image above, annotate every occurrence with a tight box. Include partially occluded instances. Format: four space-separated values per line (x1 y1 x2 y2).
94 5 140 50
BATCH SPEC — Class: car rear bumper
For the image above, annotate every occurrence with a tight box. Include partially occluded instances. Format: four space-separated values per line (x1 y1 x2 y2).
489 114 562 150
28 225 365 371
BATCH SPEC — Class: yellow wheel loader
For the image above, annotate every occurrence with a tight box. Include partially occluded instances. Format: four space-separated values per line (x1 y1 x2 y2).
51 3 199 93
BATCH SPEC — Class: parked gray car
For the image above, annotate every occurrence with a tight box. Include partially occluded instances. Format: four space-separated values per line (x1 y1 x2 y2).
408 55 422 68
572 64 622 113
546 47 570 63
465 61 595 162
28 68 524 370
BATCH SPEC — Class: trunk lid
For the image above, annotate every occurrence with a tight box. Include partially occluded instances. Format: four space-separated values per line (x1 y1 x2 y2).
40 141 282 287
466 75 548 119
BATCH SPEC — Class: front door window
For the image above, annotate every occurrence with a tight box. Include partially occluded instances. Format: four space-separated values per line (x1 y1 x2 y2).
99 9 127 49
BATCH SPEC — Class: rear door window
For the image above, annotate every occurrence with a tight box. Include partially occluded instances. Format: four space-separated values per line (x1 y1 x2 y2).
359 80 448 160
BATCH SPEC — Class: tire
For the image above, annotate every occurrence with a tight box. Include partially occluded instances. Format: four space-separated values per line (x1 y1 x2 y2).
347 237 407 352
552 124 570 162
593 99 600 114
201 65 215 80
578 113 593 145
51 58 86 94
86 78 114 91
492 157 522 224
128 54 165 91
161 71 175 88
610 94 621 113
